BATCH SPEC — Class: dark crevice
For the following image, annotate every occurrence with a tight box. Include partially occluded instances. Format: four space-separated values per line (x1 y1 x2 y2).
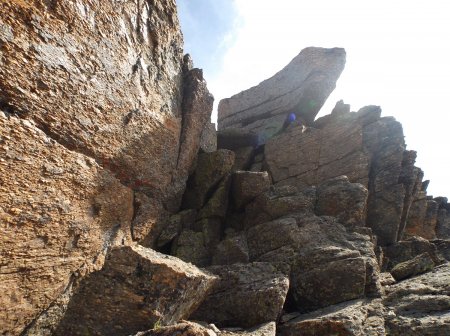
130 191 139 241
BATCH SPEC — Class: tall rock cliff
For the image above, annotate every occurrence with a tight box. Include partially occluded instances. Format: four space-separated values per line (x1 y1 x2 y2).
1 2 449 336
1 1 213 334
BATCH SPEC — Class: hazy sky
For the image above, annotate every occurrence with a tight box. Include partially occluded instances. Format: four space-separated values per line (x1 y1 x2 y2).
178 0 450 197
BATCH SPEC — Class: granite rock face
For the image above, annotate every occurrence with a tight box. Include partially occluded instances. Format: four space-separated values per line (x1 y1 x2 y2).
218 47 346 143
265 105 424 246
55 245 217 336
191 263 290 328
384 264 450 335
278 299 386 336
0 1 213 334
0 116 133 335
0 0 212 205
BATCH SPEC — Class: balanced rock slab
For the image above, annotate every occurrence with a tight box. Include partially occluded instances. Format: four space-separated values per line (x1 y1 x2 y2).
218 47 346 144
55 245 217 336
192 263 289 328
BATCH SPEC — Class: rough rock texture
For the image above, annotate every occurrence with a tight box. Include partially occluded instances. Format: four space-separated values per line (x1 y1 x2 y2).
0 1 215 334
0 0 211 205
315 176 368 227
384 263 450 335
200 122 218 153
244 186 314 228
182 150 235 209
231 171 271 210
134 321 276 336
219 322 276 336
55 245 217 336
383 236 441 271
405 193 439 240
192 263 290 328
291 253 367 312
278 299 385 336
134 321 215 336
218 47 346 144
390 252 435 281
265 105 423 246
212 234 250 265
0 116 133 335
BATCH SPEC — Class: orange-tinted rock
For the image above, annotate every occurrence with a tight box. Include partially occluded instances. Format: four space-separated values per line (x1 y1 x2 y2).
0 116 133 335
55 245 217 336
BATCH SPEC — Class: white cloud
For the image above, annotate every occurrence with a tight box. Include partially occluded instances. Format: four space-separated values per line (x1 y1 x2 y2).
207 0 450 196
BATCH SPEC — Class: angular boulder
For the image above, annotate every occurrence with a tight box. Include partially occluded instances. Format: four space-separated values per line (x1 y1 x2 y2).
244 186 314 228
315 176 368 227
218 47 346 144
55 245 217 336
172 230 210 267
390 252 435 281
231 171 271 210
191 263 289 328
212 234 250 265
383 236 441 271
247 218 301 260
291 254 367 312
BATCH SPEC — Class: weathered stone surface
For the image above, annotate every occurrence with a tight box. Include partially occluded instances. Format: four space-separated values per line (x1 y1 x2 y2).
383 236 441 271
55 245 217 336
436 208 450 239
218 47 346 143
0 0 208 207
219 322 276 336
176 68 215 180
390 252 435 281
212 234 250 265
134 321 216 336
132 192 168 245
265 116 370 191
405 194 439 240
0 116 133 335
363 118 408 245
315 176 368 227
245 186 314 228
232 146 255 172
384 263 450 335
397 151 423 240
156 209 197 249
183 150 235 209
247 218 301 260
200 122 218 153
172 230 210 267
278 299 385 336
291 255 367 312
192 263 289 328
313 104 382 130
432 239 450 261
231 171 271 210
198 175 231 219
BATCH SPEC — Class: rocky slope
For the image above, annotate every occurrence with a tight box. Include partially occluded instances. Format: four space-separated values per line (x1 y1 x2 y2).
1 1 449 336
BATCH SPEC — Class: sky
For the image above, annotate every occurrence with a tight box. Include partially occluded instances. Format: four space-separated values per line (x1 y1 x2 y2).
177 0 450 197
